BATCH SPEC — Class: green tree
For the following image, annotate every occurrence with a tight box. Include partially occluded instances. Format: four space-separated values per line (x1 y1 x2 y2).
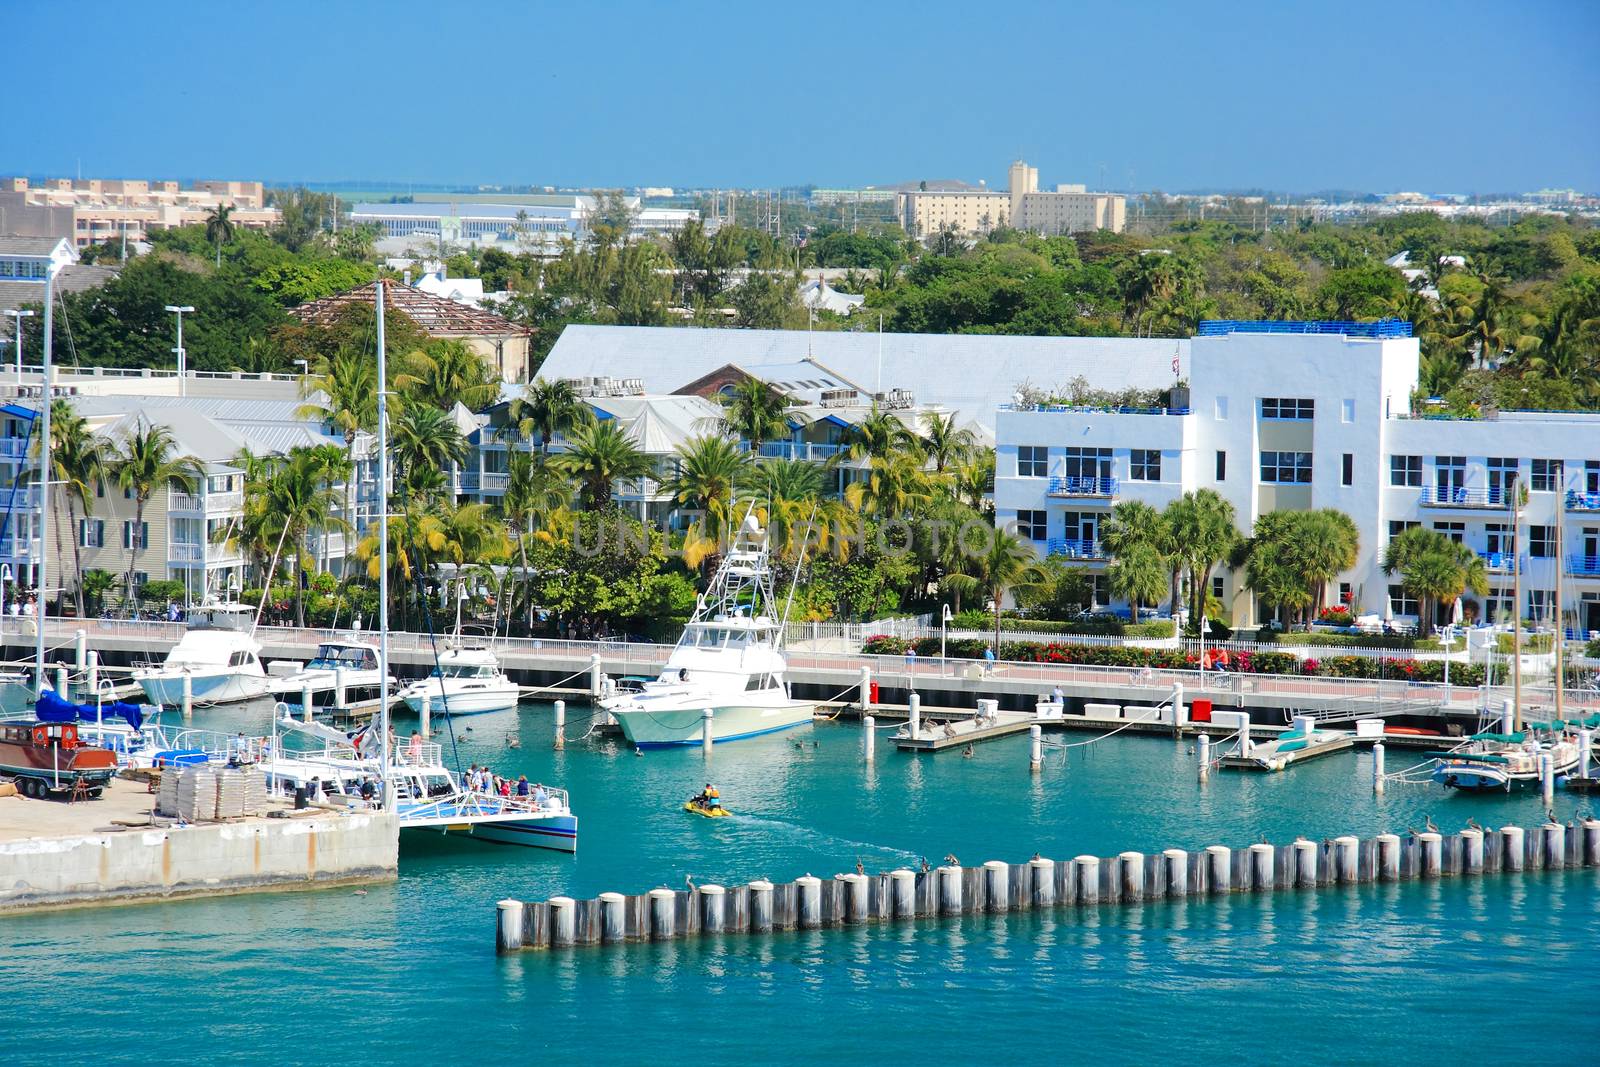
945 527 1045 651
204 204 235 268
106 420 203 609
1164 489 1240 629
719 376 792 451
390 404 468 502
1107 541 1167 621
396 338 500 412
919 411 977 473
1380 526 1489 636
557 420 650 510
664 435 749 554
507 378 594 453
46 400 106 617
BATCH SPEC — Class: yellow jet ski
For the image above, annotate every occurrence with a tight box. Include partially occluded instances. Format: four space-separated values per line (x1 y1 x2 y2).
684 798 731 818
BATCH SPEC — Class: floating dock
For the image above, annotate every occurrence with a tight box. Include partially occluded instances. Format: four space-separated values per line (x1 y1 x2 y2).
495 819 1600 952
1217 732 1356 772
892 697 1037 752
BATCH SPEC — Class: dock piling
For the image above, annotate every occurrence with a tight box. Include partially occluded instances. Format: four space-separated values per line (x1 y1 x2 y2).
1539 753 1554 809
748 880 774 932
86 650 99 694
1579 729 1593 778
702 707 714 755
984 861 1010 912
1248 844 1274 891
182 672 194 720
890 869 916 918
863 715 875 760
54 664 68 696
1074 856 1100 905
1501 826 1525 871
1030 858 1056 906
937 865 963 915
1581 820 1600 866
1460 829 1485 873
1542 823 1565 870
496 898 525 953
74 629 87 671
300 680 313 722
1375 833 1400 880
1197 733 1210 781
842 873 869 923
1119 852 1145 902
598 892 625 943
1293 839 1319 886
796 875 822 928
1204 846 1230 893
420 694 430 739
1163 849 1189 897
1334 835 1360 882
858 666 871 712
553 699 565 750
1372 742 1385 795
649 888 676 939
908 693 921 740
700 885 727 932
588 653 602 700
334 666 348 710
1029 724 1042 774
1417 833 1442 878
549 896 576 947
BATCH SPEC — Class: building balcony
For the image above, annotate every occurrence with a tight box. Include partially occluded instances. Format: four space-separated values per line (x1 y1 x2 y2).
1477 551 1520 573
169 542 242 567
1046 476 1118 499
0 438 31 460
614 477 672 501
1419 486 1509 510
1568 554 1600 578
1566 490 1600 512
743 441 845 462
0 535 40 559
169 489 244 513
1046 538 1105 560
0 486 43 508
480 472 509 493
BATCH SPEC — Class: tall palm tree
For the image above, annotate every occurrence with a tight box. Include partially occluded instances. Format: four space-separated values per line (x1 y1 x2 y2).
1107 542 1167 622
205 204 235 267
839 408 920 465
508 378 594 454
268 448 349 625
1163 489 1240 630
1293 509 1360 614
846 450 931 519
501 453 571 629
719 376 792 452
664 435 748 559
1381 526 1489 636
106 420 202 610
396 339 501 412
297 345 378 530
944 527 1044 652
390 404 468 501
557 420 650 510
951 451 995 513
1101 499 1176 615
920 411 976 473
45 400 106 617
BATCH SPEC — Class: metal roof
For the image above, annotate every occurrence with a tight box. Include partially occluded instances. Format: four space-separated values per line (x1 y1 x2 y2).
543 325 1189 431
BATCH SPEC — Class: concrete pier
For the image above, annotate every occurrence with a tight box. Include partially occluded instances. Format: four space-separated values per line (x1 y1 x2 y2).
494 822 1592 953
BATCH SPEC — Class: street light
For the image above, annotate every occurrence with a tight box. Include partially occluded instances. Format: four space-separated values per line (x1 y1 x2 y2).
4 308 35 384
293 358 309 378
164 304 195 396
940 603 953 675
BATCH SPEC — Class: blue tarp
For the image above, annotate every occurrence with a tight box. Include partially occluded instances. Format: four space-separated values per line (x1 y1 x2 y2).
35 688 146 732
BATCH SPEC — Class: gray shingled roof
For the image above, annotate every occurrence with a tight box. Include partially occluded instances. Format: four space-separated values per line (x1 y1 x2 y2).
0 235 69 256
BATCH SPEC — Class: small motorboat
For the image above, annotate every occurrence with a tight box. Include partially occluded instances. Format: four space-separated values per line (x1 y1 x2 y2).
397 645 520 716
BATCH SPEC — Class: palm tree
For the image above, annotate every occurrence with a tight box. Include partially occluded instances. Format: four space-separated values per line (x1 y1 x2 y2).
951 451 995 513
508 378 594 454
106 420 202 610
664 436 748 559
297 345 378 530
839 408 920 465
1163 489 1240 630
390 404 468 501
557 420 650 510
944 527 1044 652
1292 509 1360 615
1107 542 1168 622
501 453 571 630
719 376 791 452
919 411 976 473
45 400 106 617
268 448 349 625
1381 526 1489 636
396 339 501 412
846 450 931 519
1101 499 1176 616
205 204 235 267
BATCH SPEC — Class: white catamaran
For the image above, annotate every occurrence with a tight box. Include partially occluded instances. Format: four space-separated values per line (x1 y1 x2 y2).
602 512 815 748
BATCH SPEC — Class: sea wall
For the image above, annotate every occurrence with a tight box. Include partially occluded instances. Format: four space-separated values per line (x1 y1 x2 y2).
0 812 398 913
496 820 1600 952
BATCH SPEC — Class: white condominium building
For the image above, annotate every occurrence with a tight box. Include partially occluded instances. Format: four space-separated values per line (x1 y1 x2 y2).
995 321 1600 634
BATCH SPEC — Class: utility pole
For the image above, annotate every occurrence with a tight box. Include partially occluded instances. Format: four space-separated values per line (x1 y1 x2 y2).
164 304 195 397
5 308 34 384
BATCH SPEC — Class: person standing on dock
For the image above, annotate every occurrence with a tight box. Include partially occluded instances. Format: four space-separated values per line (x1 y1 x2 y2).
983 647 996 674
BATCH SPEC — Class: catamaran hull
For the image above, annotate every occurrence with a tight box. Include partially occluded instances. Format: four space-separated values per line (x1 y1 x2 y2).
406 814 578 852
138 671 270 707
612 701 816 748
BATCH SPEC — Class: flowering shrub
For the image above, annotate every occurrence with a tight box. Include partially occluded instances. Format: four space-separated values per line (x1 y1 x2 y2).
1315 607 1355 626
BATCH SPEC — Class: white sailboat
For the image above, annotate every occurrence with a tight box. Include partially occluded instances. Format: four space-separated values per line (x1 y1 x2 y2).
602 511 815 748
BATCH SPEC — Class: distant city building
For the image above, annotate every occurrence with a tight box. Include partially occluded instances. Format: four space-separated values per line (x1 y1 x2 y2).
0 177 276 248
897 161 1125 238
351 193 699 253
797 277 865 316
809 188 899 206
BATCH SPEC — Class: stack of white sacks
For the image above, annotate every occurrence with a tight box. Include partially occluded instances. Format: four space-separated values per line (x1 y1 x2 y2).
156 765 268 820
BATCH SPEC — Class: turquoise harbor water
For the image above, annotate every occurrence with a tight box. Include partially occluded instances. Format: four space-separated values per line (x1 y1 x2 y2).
7 701 1599 1064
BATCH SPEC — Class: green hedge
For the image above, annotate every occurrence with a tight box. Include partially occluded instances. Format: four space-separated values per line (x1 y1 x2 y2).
862 635 1485 685
951 612 1174 639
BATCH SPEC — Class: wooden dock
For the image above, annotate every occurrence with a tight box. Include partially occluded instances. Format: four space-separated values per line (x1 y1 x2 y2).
893 710 1037 752
495 819 1600 952
1217 732 1357 772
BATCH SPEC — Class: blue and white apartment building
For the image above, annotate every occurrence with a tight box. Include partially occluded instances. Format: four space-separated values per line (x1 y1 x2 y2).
995 321 1600 635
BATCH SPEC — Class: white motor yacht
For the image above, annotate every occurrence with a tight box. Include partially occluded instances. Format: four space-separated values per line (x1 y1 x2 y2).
134 603 270 706
602 513 815 748
398 645 521 716
269 638 392 716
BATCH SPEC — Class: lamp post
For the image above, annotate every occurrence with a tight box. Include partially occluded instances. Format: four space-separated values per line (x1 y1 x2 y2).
4 308 34 384
0 563 9 645
293 358 309 379
940 603 953 676
164 304 195 397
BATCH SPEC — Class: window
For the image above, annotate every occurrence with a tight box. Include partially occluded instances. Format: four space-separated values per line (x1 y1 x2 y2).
1341 399 1355 423
78 519 104 548
1531 459 1563 492
1432 521 1464 544
1088 574 1108 607
1259 397 1314 420
1484 587 1514 623
1341 453 1354 486
1389 520 1420 539
121 521 149 550
1435 456 1466 496
1062 512 1097 544
1015 509 1047 541
95 479 105 499
1487 457 1518 497
1211 575 1225 600
1214 396 1229 420
1129 449 1161 482
1588 461 1600 495
1215 451 1226 481
1338 582 1352 604
1529 589 1555 621
1017 445 1048 478
1062 447 1112 479
132 571 149 592
1390 455 1422 487
1486 523 1515 555
1388 585 1418 617
1529 525 1555 559
1260 451 1312 484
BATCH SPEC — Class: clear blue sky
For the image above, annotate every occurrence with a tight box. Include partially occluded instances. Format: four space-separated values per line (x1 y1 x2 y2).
6 0 1597 194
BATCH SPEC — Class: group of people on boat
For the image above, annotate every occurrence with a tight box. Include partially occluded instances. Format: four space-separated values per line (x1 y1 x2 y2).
465 764 550 806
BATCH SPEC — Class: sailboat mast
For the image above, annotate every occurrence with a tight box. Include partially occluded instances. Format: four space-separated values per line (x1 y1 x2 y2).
1512 492 1522 732
1554 510 1564 723
375 281 391 800
35 267 54 695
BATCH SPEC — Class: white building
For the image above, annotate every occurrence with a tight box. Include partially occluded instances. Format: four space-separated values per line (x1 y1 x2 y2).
352 195 699 253
995 321 1600 634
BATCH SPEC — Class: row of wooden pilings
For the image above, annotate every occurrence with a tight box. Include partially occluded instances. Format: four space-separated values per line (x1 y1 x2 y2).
496 819 1600 952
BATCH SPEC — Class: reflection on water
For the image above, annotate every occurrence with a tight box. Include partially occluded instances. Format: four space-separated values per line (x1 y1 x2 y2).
7 698 1598 1062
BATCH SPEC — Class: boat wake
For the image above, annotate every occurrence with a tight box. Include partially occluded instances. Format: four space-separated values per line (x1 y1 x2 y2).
729 812 921 864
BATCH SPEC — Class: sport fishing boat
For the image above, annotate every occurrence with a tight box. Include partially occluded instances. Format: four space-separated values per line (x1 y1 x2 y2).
1431 723 1581 791
397 645 521 716
602 512 815 748
268 638 392 716
134 602 270 706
